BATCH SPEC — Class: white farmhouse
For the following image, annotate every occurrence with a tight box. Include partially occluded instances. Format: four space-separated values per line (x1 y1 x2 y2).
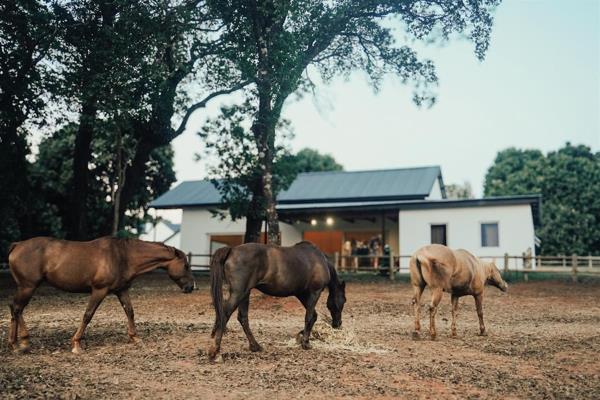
149 166 540 268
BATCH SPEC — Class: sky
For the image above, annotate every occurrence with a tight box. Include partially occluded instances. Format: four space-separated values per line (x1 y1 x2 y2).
171 0 600 198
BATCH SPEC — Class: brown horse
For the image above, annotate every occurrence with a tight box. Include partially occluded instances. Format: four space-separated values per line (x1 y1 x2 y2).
207 241 346 361
409 244 507 340
7 236 195 353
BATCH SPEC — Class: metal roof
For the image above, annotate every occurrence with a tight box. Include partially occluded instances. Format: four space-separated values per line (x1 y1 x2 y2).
278 166 442 203
150 166 443 209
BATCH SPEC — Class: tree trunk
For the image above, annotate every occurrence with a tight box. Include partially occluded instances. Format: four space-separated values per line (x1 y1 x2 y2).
111 128 126 236
69 101 97 240
243 175 264 243
116 136 154 232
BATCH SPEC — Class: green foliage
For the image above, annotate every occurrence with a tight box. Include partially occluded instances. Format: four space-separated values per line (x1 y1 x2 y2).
0 0 58 256
28 123 176 239
286 148 343 174
484 144 600 255
445 181 474 199
199 102 295 221
204 0 501 242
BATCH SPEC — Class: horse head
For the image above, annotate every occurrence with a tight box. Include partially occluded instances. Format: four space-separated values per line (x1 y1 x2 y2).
166 247 195 293
485 262 508 292
327 280 346 329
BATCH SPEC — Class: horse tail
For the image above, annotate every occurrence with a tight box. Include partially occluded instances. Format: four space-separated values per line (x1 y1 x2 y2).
210 246 232 332
411 254 427 286
7 242 18 256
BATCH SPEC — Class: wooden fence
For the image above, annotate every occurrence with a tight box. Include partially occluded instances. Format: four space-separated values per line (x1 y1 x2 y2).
3 252 600 282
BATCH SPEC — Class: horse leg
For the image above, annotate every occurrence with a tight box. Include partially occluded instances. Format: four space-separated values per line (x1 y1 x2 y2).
71 288 108 354
9 286 35 352
298 290 322 350
428 287 443 340
209 290 246 361
116 289 141 344
411 284 425 339
474 293 486 336
237 294 262 352
451 294 459 337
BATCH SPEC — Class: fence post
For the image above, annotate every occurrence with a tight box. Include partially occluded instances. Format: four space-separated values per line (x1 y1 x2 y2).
571 254 578 283
187 252 192 266
589 254 593 271
522 251 528 282
334 252 340 272
389 253 395 281
503 253 509 276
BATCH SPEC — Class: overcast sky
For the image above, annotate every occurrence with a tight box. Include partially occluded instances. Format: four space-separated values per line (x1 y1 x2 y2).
171 0 600 197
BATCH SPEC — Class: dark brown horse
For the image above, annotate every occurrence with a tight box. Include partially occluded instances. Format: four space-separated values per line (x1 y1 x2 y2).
7 236 195 353
207 241 346 361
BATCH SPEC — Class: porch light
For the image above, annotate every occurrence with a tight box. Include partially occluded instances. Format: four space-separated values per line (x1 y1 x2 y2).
311 219 318 226
326 217 334 226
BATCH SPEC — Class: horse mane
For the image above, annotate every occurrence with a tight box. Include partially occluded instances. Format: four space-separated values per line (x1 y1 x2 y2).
111 237 184 260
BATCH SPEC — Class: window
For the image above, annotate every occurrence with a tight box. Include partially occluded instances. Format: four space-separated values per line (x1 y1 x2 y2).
431 224 447 246
481 223 499 247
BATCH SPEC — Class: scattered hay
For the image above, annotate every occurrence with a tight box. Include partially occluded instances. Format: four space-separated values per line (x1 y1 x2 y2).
282 311 388 354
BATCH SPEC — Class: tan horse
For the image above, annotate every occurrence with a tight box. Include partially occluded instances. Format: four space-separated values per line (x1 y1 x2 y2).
7 236 195 353
409 244 507 339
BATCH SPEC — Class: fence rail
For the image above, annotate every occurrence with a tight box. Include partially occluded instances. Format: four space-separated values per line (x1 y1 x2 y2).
3 252 600 282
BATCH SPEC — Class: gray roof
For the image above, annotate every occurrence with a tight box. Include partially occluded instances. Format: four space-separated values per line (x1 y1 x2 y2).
150 166 442 209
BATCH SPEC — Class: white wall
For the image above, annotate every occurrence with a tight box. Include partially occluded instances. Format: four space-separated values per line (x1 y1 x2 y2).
426 178 443 200
398 204 536 268
139 221 180 248
179 208 302 255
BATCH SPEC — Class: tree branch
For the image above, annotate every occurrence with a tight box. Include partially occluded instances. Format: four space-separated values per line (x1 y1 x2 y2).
172 80 251 138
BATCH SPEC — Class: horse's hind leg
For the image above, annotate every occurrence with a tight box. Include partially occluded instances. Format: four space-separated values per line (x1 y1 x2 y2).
9 286 36 352
297 290 322 350
411 284 425 340
428 287 443 340
116 289 141 344
71 288 108 354
237 294 262 352
210 290 246 361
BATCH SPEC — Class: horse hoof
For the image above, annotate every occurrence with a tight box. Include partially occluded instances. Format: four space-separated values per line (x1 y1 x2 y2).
18 342 31 353
429 334 437 341
71 344 84 354
411 331 420 340
250 344 263 352
301 342 312 350
129 336 143 345
478 331 488 337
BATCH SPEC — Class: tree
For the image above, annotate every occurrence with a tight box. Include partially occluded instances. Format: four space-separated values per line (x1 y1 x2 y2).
287 148 343 174
0 0 57 257
484 144 600 255
28 123 176 239
207 0 501 244
51 0 247 239
445 181 473 199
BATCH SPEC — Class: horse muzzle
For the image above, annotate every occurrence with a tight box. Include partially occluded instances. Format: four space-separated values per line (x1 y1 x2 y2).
182 282 194 293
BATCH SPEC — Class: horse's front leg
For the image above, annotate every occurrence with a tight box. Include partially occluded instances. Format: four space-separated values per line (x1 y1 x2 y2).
71 288 108 354
116 289 141 344
298 290 322 350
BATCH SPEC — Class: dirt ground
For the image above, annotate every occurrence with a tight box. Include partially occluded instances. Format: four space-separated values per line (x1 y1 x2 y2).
1 272 599 399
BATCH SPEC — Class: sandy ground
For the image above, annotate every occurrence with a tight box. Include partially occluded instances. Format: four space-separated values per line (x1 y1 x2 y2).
1 272 599 399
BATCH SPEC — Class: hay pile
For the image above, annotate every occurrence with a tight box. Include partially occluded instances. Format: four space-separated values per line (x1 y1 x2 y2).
282 310 387 354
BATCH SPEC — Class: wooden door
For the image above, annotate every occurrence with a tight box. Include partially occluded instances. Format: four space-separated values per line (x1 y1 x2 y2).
303 231 344 255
